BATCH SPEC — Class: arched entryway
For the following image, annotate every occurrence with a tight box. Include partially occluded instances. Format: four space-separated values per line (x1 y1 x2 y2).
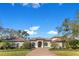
38 41 42 47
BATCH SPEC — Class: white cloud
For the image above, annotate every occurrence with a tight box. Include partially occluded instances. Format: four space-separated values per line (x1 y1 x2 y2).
24 30 37 35
11 3 42 8
22 3 29 6
29 26 40 31
47 31 58 35
24 26 40 35
22 3 41 8
32 3 40 8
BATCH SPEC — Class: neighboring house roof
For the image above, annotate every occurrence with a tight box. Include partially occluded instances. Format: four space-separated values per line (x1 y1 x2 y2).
5 37 29 42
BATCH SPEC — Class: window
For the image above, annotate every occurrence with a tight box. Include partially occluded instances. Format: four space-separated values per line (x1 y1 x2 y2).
44 42 48 46
32 42 35 48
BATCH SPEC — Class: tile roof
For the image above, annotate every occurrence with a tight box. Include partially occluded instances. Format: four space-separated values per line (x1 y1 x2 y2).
30 37 50 41
51 37 65 42
6 37 29 42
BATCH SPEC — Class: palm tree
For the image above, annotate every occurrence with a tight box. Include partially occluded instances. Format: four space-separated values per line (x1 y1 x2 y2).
56 18 71 37
22 31 29 39
17 30 29 39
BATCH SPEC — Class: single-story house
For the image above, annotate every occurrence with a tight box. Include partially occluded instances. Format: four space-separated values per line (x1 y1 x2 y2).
30 37 65 48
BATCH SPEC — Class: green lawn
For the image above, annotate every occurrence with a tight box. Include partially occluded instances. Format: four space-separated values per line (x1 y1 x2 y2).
51 50 79 56
0 49 31 56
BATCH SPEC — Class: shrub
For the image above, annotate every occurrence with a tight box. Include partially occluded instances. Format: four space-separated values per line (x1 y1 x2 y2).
0 40 16 49
64 41 71 49
0 41 11 49
69 40 79 49
51 43 60 49
21 42 31 49
8 42 16 49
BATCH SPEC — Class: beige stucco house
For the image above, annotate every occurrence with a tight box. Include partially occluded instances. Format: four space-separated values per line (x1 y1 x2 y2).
30 37 65 48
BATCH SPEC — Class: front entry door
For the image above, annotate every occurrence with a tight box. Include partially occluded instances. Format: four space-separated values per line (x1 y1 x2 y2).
38 41 42 47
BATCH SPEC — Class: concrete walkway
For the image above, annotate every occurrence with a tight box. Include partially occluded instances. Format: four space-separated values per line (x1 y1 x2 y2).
27 48 56 56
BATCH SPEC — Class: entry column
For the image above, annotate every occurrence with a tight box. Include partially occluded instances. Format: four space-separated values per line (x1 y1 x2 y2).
41 40 43 48
35 41 38 48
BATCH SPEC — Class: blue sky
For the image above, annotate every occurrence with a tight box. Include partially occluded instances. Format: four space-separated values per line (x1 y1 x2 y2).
0 3 79 38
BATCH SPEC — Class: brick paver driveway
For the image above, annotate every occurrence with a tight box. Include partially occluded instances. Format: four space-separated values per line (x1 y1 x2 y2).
27 48 56 56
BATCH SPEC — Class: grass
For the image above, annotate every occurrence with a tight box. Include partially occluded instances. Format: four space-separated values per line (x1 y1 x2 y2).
50 49 79 56
0 49 31 56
